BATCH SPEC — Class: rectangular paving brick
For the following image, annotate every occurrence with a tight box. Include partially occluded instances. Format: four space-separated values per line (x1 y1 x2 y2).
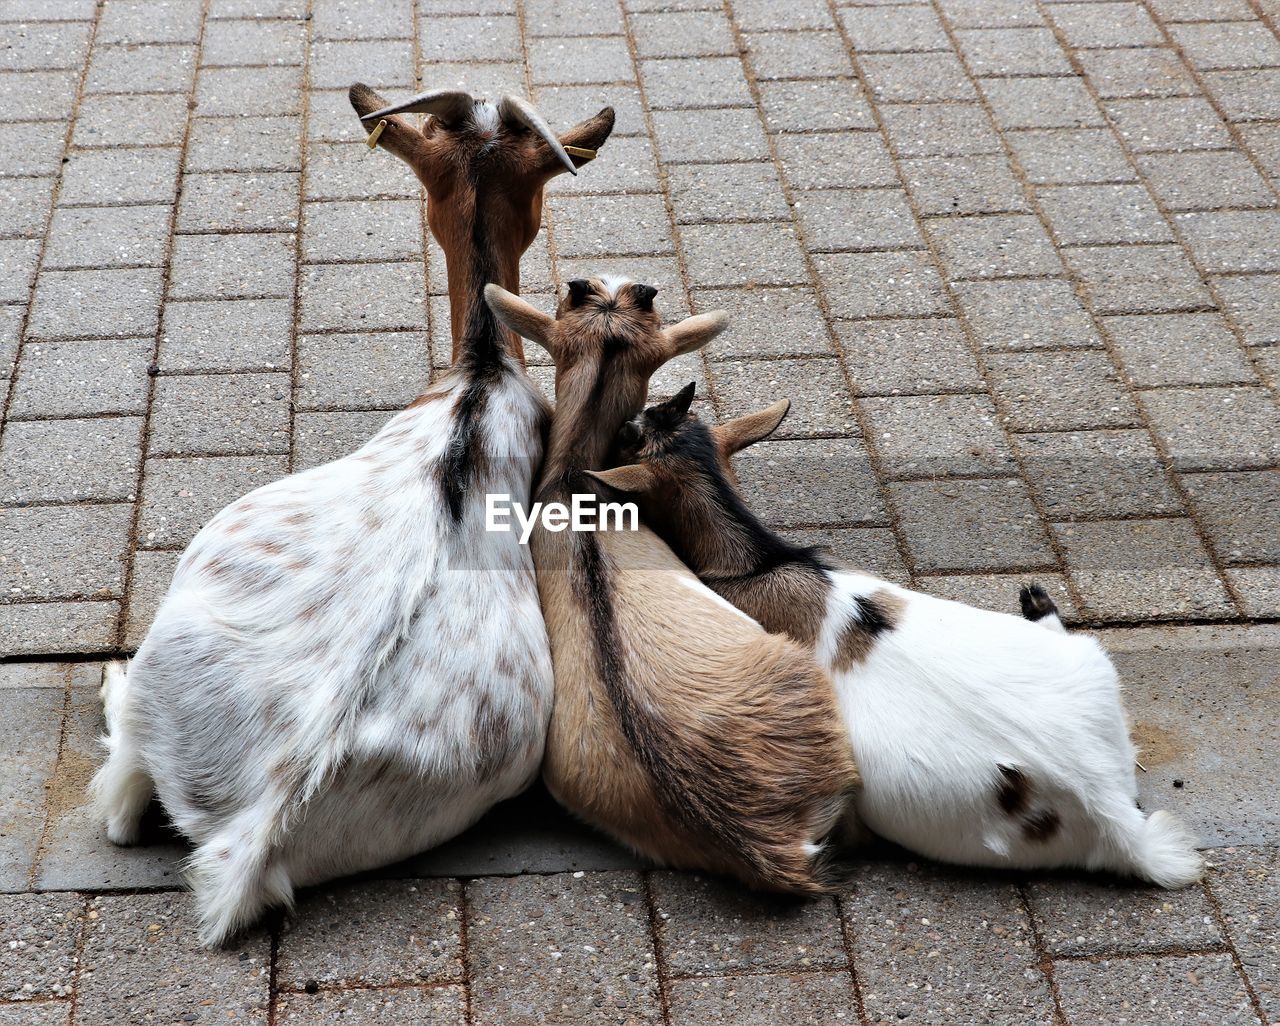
746 30 849 79
846 860 1057 1025
713 358 856 436
815 250 949 319
13 341 150 424
160 297 292 372
953 278 1103 350
60 148 182 206
789 525 908 581
1138 385 1280 471
85 41 196 93
956 26 1073 76
794 188 922 251
758 79 877 133
148 372 291 457
1213 273 1280 346
549 193 673 257
1176 210 1280 274
177 172 300 234
1138 150 1274 212
196 65 303 117
0 177 54 238
633 10 735 58
1182 470 1280 564
1026 878 1221 955
137 454 287 549
99 0 203 44
44 205 172 270
1171 21 1280 71
0 601 119 657
0 69 79 122
986 350 1139 431
935 0 1045 28
275 987 467 1025
0 238 38 303
1105 312 1256 387
468 872 663 1026
736 436 886 527
836 318 984 395
0 504 132 601
667 162 789 224
420 17 522 64
530 35 634 86
296 331 429 411
864 393 1018 478
1077 47 1199 99
0 417 143 504
1207 846 1279 1022
1038 183 1173 246
73 93 189 148
668 972 856 1025
1063 243 1213 314
775 131 898 189
878 102 1002 157
982 76 1105 129
1205 68 1280 122
1049 1 1162 48
681 223 809 287
186 116 302 173
299 262 427 331
301 198 422 263
0 686 64 890
842 4 949 52
860 51 977 102
693 286 831 359
169 233 296 300
1107 96 1233 152
640 56 752 109
27 269 163 341
1054 954 1259 1025
292 409 393 471
1008 128 1136 185
927 214 1062 280
902 153 1027 216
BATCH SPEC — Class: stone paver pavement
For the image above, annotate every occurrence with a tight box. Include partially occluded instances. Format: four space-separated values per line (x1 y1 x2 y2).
1 0 1278 1022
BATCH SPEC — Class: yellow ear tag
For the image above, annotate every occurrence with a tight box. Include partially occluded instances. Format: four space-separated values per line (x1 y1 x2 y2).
564 145 597 162
365 119 388 150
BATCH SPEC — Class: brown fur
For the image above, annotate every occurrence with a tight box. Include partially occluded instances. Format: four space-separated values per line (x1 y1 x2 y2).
487 280 859 894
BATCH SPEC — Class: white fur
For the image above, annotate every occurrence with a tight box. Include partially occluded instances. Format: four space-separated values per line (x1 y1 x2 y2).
819 574 1201 887
91 359 553 945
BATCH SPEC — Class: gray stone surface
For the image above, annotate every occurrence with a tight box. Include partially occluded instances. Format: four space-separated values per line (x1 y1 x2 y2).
1208 846 1279 1022
0 687 64 890
1054 953 1259 1025
0 893 83 1000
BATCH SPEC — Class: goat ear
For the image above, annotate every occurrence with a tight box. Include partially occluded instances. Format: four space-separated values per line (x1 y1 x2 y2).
651 381 696 427
585 464 657 494
661 310 729 357
484 284 555 353
712 399 790 456
545 106 616 177
349 83 426 168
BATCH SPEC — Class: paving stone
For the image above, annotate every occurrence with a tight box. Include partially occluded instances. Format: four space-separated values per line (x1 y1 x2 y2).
981 76 1105 129
123 547 180 648
651 872 844 975
300 262 427 331
745 30 849 79
1107 96 1233 152
1056 518 1234 618
693 286 831 360
311 0 409 40
77 892 269 1023
86 41 196 93
1054 954 1258 1025
0 305 20 378
878 103 1002 157
98 0 202 44
1105 312 1256 387
196 65 303 117
794 189 922 251
0 417 143 504
210 0 306 14
1176 210 1280 274
44 205 171 270
169 233 296 300
889 477 1056 572
0 123 63 179
0 1000 72 1024
1049 0 1162 48
292 410 393 471
34 681 188 891
1205 68 1280 122
0 239 40 304
549 193 672 257
0 69 78 122
1138 386 1280 471
302 198 422 263
0 893 83 1000
275 987 467 1025
788 525 908 581
0 504 132 600
712 358 855 436
137 454 287 548
277 879 461 988
917 571 1078 617
901 154 1027 215
956 26 1072 75
864 391 1018 478
296 331 429 411
841 4 949 52
9 338 153 418
525 0 625 35
667 972 856 1025
1171 21 1280 71
148 372 290 458
72 93 188 148
528 35 634 85
0 20 90 70
860 51 977 102
1015 429 1184 520
650 108 768 163
667 162 789 224
774 131 897 189
1212 273 1280 346
177 172 300 233
306 142 420 201
927 214 1062 280
533 83 646 137
1007 128 1136 185
1182 470 1280 564
310 38 415 91
733 0 833 31
187 116 302 173
758 79 877 133
0 601 118 657
641 56 753 109
846 860 1057 1025
160 298 292 372
203 17 305 66
0 686 63 889
1077 47 1200 99
0 0 96 19
468 872 662 1026
1063 244 1213 314
736 436 886 527
0 177 53 239
1038 184 1173 246
1207 846 1279 1021
681 223 808 286
953 278 1102 350
987 350 1138 430
51 152 170 217
555 136 662 197
633 10 735 58
1027 877 1220 956
815 250 950 319
27 265 163 339
836 318 984 395
1146 0 1254 16
1138 150 1274 212
1228 566 1280 616
937 0 1043 27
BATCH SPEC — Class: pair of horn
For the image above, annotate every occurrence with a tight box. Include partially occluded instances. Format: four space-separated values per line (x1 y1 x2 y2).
360 89 577 175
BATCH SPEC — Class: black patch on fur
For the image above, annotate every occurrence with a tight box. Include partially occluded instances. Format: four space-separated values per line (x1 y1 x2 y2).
996 765 1031 816
1019 582 1058 622
1023 808 1061 843
567 278 591 305
633 283 657 310
851 594 894 638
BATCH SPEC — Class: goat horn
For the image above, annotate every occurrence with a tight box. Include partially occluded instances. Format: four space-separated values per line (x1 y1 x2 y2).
360 88 474 126
498 94 577 176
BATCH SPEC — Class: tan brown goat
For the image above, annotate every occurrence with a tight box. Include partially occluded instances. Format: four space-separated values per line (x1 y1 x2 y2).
484 277 860 894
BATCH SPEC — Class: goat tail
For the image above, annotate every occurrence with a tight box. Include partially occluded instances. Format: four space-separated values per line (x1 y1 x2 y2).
1129 810 1203 889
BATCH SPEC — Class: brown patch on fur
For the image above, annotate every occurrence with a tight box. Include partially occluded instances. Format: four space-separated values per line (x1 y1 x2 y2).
996 765 1031 815
717 565 828 648
252 540 285 557
832 589 905 673
1023 809 1061 843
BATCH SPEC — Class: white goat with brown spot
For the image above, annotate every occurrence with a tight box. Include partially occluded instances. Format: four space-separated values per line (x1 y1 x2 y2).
91 85 614 946
591 386 1202 889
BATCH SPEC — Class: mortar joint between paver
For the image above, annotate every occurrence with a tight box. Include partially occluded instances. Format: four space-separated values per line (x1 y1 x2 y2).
1200 870 1275 1025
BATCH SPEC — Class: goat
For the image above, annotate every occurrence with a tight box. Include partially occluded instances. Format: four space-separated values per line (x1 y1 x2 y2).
90 85 615 946
588 385 1202 889
483 278 860 895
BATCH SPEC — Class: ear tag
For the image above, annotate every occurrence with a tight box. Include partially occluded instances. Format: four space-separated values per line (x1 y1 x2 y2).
564 145 597 162
365 119 388 150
